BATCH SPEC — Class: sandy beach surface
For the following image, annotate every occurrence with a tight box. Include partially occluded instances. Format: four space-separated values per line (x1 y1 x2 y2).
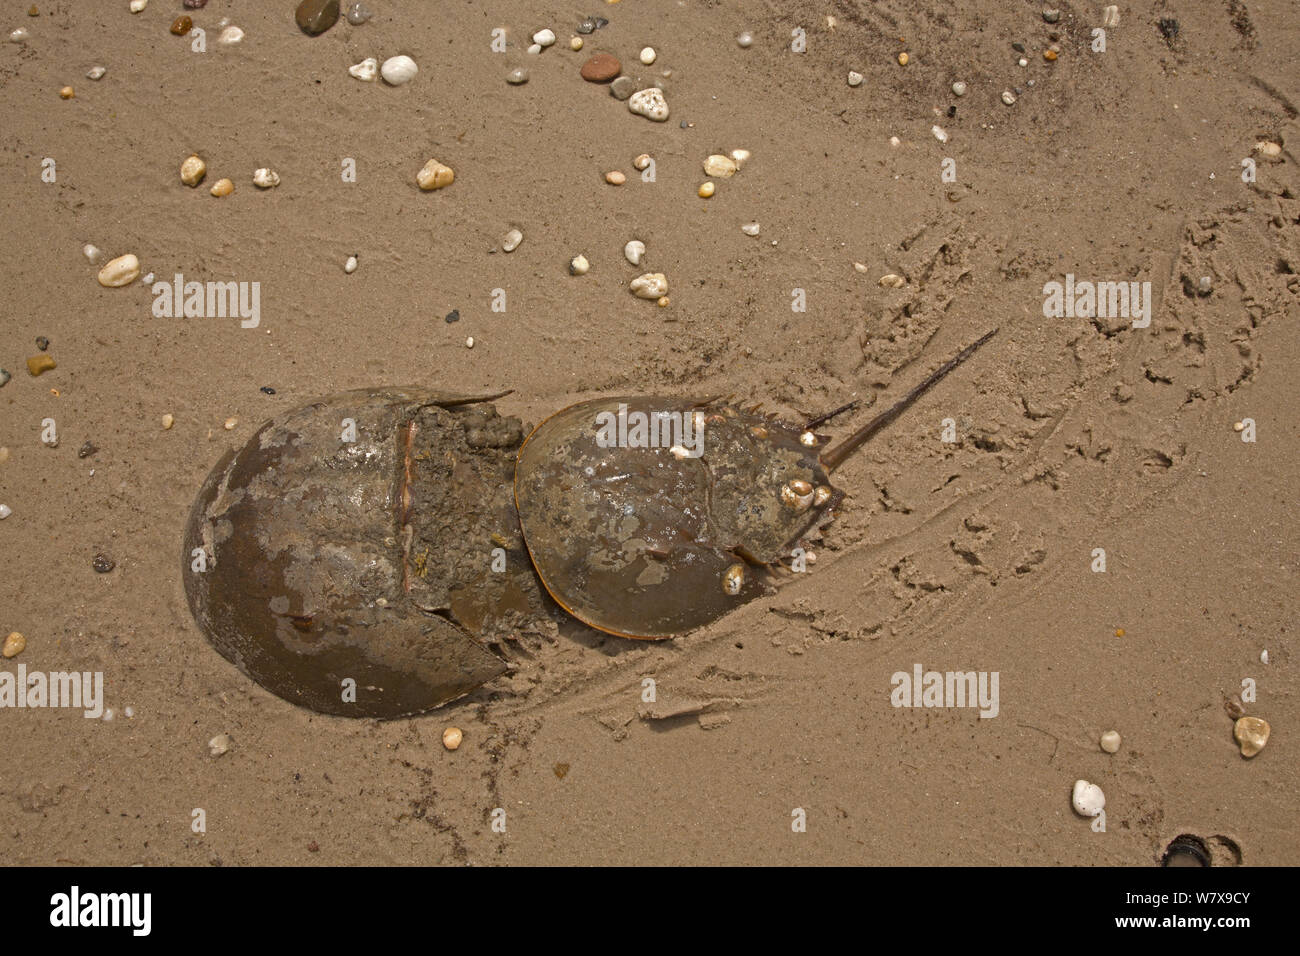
1 0 1296 865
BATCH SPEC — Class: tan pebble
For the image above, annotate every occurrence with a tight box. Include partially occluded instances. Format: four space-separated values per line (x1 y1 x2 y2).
0 447 9 464
223 417 238 430
208 733 232 757
1100 730 1121 753
897 52 909 66
1254 141 1282 159
3 632 25 658
97 253 140 287
1234 715 1270 758
703 154 738 178
162 413 175 430
59 85 74 99
633 153 651 170
27 355 56 376
729 148 751 169
605 170 626 185
442 727 463 750
417 159 454 190
657 296 669 307
853 262 869 273
210 178 234 197
698 181 715 198
570 36 583 51
879 273 906 288
1233 421 1245 431
180 154 206 187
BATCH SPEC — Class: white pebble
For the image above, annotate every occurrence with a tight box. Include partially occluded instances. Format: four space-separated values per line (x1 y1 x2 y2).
889 136 901 147
102 708 115 722
87 66 107 80
252 168 280 189
208 733 231 756
533 29 556 48
931 125 948 143
141 272 154 284
639 46 656 65
951 81 967 96
741 222 760 236
853 262 869 273
129 0 147 12
83 243 102 263
569 254 590 276
1071 779 1105 817
729 148 751 169
344 255 359 274
1100 730 1122 753
703 154 738 178
737 31 753 48
465 336 475 348
629 272 668 299
124 706 135 718
9 28 29 43
1261 649 1269 664
348 57 379 81
381 55 418 85
1001 90 1017 106
0 505 11 520
847 71 864 87
502 228 523 252
1018 57 1028 67
218 25 243 45
623 240 645 266
527 43 541 55
633 153 652 171
628 88 669 122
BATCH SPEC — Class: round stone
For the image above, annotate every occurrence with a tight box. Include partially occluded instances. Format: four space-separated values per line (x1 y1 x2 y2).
609 75 636 100
381 55 418 86
1099 730 1121 753
847 70 864 87
952 81 967 96
533 28 556 48
581 53 621 82
295 0 339 36
737 31 753 48
639 47 656 65
507 68 528 85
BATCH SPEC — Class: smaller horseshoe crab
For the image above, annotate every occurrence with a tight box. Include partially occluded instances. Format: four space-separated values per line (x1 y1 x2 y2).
513 329 998 639
182 387 549 718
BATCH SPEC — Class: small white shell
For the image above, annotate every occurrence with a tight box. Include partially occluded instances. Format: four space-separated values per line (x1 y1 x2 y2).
252 168 280 189
1071 780 1105 817
729 148 751 169
86 66 107 80
502 229 523 252
381 55 418 86
741 222 760 237
623 240 645 266
348 57 379 81
569 254 590 276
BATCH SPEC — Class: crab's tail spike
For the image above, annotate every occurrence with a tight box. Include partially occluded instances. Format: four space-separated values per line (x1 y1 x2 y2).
820 328 999 474
804 398 861 431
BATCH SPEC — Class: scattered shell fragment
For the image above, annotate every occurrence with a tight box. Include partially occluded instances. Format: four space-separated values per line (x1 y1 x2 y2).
533 28 556 48
633 153 651 170
86 66 106 80
722 564 745 596
697 182 714 198
1043 8 1061 24
1102 6 1120 28
416 159 454 190
506 67 528 85
97 254 141 287
208 733 232 757
605 170 626 185
1018 57 1029 68
348 57 378 81
932 125 948 143
1261 649 1269 664
952 81 967 96
630 272 668 299
1001 90 1017 106
623 240 645 265
639 47 656 65
879 273 906 288
729 148 751 169
847 71 864 87
10 28 30 43
569 254 590 276
344 255 358 274
1071 779 1105 817
210 178 234 197
628 87 669 121
223 417 238 431
380 55 418 86
252 168 280 189
180 154 207 186
218 25 243 45
1100 730 1121 753
703 154 738 178
162 413 175 430
27 355 56 376
59 86 74 99
502 229 523 252
1234 716 1270 758
3 632 26 658
741 222 760 237
657 296 669 307
442 727 463 750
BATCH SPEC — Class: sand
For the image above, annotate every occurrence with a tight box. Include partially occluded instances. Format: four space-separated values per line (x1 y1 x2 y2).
1 0 1296 865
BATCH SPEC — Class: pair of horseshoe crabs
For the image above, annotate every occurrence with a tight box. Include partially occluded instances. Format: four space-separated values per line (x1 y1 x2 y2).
183 329 997 717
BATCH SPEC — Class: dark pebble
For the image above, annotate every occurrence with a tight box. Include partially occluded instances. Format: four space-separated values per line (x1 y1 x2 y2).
593 17 608 29
78 441 97 458
36 336 49 350
1011 41 1025 53
577 18 595 34
295 0 339 36
260 386 276 394
92 553 115 573
307 841 320 853
1042 8 1060 24
0 369 9 388
1158 18 1180 42
445 310 460 324
946 105 956 118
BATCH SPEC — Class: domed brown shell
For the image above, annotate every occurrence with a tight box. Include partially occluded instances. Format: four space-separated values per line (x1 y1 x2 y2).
182 387 544 717
513 397 840 640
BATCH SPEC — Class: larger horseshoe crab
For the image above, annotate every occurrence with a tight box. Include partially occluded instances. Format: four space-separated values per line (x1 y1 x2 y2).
182 387 552 718
513 329 998 639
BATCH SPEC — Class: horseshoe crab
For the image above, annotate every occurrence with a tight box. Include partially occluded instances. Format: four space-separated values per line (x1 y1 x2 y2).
513 329 998 639
182 387 550 718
